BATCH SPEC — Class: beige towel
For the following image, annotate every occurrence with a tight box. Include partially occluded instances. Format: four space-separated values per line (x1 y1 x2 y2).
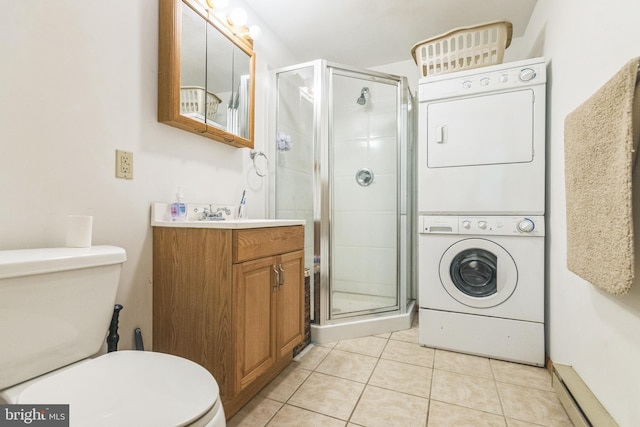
564 57 640 296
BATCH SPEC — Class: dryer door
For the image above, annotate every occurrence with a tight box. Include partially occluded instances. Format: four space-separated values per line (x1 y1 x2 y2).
426 89 534 168
439 238 517 308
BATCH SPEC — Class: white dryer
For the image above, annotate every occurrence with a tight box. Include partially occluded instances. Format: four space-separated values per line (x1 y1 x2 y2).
418 57 546 215
418 215 545 366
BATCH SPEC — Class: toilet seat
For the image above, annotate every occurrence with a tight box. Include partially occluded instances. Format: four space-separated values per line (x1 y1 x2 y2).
18 351 221 427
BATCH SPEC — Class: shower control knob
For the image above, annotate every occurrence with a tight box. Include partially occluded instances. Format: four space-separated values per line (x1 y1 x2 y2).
477 221 487 230
519 68 537 81
462 220 471 229
517 218 535 233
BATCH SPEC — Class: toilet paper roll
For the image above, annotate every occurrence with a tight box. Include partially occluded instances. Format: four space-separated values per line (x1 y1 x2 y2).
66 215 93 248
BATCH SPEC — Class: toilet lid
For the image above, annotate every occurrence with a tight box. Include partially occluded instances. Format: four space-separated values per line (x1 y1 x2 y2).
18 351 219 427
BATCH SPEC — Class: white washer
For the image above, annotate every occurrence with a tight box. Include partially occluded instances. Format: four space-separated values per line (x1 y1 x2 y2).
418 215 545 366
417 57 546 215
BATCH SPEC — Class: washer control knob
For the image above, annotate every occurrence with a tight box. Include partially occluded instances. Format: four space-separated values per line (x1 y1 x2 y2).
519 68 537 81
517 218 535 233
462 220 471 229
477 221 487 230
499 73 509 83
480 77 490 86
462 80 472 89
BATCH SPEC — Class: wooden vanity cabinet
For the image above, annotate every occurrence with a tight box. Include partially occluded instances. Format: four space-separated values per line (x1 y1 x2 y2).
233 250 304 392
153 225 304 419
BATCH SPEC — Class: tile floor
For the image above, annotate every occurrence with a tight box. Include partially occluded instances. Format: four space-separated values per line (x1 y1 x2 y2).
228 319 573 426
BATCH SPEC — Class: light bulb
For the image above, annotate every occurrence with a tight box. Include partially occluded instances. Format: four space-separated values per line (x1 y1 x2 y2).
228 8 247 26
206 0 228 8
248 25 262 39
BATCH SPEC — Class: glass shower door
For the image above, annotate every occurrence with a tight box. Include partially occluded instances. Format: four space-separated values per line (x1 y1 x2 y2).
274 64 317 319
329 69 399 318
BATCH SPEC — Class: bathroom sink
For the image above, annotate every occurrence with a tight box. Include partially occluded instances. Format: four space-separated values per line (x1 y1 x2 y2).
150 203 305 229
153 219 305 229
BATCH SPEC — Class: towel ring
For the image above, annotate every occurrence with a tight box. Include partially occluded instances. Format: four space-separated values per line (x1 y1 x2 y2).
250 150 269 177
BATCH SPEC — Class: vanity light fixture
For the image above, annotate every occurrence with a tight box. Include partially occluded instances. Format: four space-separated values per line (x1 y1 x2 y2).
205 0 228 8
202 0 261 41
228 8 247 26
248 25 262 39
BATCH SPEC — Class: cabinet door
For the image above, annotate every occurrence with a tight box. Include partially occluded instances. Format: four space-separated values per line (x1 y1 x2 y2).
276 250 305 359
233 256 277 392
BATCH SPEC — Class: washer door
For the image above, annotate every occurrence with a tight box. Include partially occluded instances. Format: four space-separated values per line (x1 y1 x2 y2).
439 238 517 308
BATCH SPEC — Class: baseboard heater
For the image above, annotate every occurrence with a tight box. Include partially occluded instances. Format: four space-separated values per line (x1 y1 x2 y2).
552 364 618 426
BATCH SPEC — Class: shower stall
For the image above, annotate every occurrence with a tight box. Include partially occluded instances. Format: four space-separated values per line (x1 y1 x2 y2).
271 60 416 343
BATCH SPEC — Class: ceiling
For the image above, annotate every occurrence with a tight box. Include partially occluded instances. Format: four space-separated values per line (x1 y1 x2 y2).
243 0 537 68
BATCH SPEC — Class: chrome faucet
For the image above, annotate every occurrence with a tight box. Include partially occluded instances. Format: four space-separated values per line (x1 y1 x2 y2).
215 206 231 216
198 205 231 221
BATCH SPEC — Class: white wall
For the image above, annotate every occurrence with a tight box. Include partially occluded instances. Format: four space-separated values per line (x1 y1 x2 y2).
516 1 640 425
0 0 295 350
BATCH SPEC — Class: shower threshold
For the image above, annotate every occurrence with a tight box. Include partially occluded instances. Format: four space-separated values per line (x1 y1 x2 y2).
311 300 416 344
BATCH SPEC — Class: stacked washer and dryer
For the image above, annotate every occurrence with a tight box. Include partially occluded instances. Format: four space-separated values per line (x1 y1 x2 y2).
417 57 546 366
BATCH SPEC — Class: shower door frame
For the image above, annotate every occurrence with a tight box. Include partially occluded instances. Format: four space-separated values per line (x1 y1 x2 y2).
271 60 414 328
323 65 403 322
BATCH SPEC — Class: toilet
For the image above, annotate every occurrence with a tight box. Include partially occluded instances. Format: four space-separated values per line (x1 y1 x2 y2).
0 245 225 427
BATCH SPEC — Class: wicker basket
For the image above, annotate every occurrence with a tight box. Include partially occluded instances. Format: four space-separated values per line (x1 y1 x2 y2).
411 21 513 78
180 86 221 122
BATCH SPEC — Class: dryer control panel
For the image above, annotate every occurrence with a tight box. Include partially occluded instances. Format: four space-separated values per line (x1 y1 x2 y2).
419 57 547 100
420 215 545 237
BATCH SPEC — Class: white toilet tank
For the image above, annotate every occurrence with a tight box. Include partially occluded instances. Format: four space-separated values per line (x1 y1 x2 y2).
0 245 126 390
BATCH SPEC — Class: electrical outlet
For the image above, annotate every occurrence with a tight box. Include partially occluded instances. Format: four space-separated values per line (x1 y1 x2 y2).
116 150 133 179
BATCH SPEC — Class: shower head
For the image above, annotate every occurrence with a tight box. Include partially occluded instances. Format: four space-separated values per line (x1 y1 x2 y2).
356 87 369 105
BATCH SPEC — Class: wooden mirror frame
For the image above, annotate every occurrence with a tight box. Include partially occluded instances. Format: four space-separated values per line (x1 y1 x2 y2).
158 0 255 148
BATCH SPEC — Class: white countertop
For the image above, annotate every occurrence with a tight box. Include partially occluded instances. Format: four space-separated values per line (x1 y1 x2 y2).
150 203 305 229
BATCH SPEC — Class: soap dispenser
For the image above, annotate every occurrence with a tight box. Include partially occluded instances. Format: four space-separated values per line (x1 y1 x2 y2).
170 188 187 221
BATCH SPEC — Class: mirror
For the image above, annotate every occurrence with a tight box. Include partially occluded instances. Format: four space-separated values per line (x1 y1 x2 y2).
159 0 255 148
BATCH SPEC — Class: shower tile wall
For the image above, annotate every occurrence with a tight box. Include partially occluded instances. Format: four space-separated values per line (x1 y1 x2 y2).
276 69 315 270
331 77 398 309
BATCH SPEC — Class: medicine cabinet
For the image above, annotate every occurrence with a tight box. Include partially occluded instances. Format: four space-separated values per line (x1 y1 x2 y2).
158 0 255 148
